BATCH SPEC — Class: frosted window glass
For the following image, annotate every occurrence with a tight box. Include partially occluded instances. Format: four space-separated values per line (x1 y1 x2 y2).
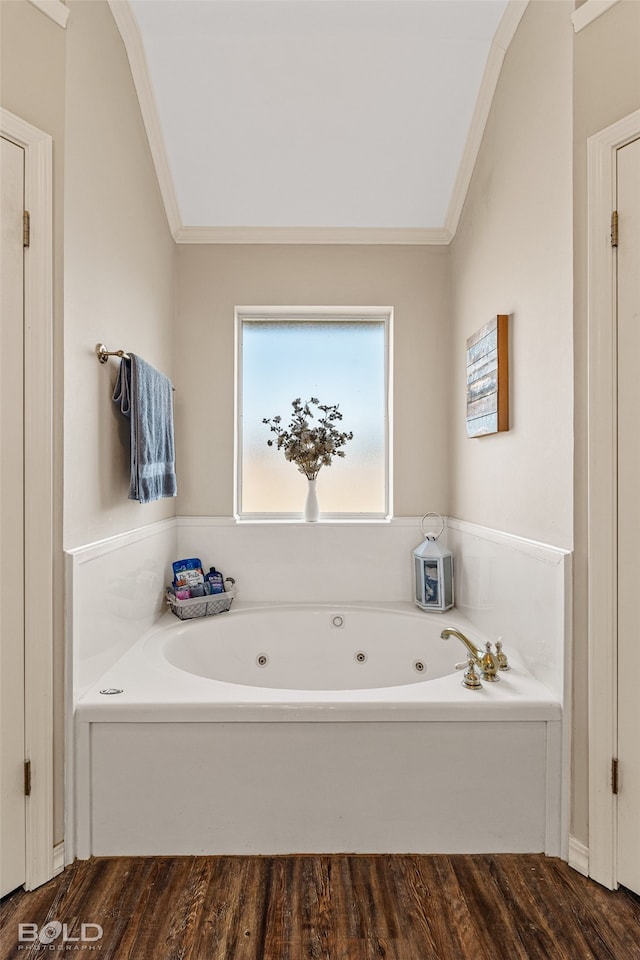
241 320 387 515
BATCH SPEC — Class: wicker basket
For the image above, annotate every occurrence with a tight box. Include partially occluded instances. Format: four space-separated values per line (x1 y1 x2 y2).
166 587 234 620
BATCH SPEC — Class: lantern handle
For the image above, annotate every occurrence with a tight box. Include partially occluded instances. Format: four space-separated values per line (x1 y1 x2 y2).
420 512 445 541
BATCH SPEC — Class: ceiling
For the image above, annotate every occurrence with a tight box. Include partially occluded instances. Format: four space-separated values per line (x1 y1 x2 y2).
127 0 511 237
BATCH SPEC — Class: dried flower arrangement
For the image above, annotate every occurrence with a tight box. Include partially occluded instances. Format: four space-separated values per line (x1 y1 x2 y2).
263 397 354 480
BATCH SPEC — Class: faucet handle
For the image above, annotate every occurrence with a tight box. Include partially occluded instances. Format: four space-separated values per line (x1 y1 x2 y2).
480 641 500 682
462 657 482 689
495 638 510 671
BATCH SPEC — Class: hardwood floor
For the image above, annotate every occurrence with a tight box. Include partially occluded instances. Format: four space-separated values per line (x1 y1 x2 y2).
1 855 639 960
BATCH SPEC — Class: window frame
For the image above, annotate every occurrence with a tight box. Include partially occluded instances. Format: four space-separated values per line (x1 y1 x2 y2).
234 306 393 522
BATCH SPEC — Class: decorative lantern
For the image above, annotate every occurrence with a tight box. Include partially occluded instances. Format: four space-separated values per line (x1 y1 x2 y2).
413 513 454 612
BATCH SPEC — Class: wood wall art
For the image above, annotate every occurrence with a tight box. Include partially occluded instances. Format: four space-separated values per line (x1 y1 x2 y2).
466 314 509 438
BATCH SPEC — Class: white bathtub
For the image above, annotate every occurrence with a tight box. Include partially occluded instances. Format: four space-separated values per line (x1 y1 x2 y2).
162 604 461 690
74 602 563 858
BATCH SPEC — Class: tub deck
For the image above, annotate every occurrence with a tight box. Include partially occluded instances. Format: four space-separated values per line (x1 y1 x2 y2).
76 604 560 723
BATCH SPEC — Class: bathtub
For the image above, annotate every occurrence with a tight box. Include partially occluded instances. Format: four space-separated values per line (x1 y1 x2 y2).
74 602 563 858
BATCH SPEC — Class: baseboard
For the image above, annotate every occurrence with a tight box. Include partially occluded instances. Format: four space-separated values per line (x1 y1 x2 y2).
568 836 589 877
53 841 65 876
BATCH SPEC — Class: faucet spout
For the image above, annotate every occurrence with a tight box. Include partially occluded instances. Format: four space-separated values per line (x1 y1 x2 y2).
440 627 481 661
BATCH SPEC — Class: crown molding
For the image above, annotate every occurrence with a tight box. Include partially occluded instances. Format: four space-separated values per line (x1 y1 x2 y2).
175 225 451 245
572 0 621 32
27 0 69 28
444 0 529 239
107 0 182 237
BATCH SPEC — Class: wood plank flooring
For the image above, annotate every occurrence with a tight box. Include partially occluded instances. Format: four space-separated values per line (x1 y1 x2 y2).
1 855 639 960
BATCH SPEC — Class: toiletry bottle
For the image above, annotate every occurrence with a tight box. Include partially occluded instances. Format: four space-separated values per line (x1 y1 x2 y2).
205 567 224 594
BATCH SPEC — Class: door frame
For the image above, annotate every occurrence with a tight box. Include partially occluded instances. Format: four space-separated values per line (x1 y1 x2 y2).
1 108 54 890
587 109 640 890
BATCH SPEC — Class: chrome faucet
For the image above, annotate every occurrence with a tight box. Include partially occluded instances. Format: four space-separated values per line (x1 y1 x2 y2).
440 627 500 683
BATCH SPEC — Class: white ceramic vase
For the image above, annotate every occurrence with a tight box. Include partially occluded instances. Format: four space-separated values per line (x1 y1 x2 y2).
304 478 319 522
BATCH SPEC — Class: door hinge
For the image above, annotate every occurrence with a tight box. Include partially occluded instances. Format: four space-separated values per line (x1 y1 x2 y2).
24 759 31 797
611 210 618 248
23 210 30 248
612 757 619 795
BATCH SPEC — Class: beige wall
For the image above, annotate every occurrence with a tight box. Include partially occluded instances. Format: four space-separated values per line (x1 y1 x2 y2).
572 0 640 847
449 0 578 838
175 243 450 518
64 0 176 549
2 0 176 845
62 0 175 842
449 0 574 550
450 0 640 850
1 0 67 846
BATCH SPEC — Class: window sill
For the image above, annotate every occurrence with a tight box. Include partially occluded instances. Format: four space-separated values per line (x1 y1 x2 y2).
234 515 392 525
176 516 425 528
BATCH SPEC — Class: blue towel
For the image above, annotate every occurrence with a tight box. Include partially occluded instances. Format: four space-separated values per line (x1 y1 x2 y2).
112 354 177 503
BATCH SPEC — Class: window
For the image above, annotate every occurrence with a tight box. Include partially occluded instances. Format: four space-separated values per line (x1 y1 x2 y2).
236 307 392 519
